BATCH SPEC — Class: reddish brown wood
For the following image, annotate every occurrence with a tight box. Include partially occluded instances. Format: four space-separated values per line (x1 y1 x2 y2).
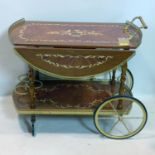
9 19 142 49
28 67 36 108
13 81 130 111
15 47 135 78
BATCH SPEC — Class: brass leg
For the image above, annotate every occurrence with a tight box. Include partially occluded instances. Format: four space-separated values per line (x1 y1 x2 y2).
111 70 116 85
28 67 36 109
111 70 116 95
119 63 127 95
35 71 39 80
28 67 37 136
117 63 127 109
31 115 36 136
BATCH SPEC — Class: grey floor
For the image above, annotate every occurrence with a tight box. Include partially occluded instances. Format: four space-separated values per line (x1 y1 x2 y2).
0 95 155 155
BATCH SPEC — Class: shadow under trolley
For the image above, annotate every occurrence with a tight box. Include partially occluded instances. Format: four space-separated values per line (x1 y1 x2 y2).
9 16 148 139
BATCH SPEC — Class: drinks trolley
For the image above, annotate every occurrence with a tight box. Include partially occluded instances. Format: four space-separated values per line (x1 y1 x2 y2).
9 16 148 139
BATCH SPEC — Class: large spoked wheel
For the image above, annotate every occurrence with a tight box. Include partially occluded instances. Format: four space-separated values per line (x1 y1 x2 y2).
94 96 147 139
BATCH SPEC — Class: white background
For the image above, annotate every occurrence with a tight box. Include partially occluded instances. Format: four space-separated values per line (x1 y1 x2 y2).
0 1 155 155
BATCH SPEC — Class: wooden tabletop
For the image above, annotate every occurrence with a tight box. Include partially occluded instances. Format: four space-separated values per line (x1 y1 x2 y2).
9 19 142 49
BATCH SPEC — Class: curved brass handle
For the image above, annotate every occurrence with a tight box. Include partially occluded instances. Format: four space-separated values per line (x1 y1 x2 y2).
123 16 147 41
131 16 148 29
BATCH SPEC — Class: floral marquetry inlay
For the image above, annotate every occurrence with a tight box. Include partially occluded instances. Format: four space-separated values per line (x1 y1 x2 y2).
17 23 126 45
36 53 113 69
47 29 104 37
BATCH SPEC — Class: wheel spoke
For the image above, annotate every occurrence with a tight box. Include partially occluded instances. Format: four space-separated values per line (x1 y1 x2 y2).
109 119 120 134
120 118 131 133
121 104 131 115
109 102 119 116
98 116 118 120
122 116 143 120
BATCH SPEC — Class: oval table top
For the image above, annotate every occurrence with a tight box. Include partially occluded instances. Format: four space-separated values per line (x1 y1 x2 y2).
9 19 142 49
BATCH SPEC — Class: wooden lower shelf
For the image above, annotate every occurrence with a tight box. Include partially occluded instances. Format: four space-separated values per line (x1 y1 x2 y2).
13 81 131 115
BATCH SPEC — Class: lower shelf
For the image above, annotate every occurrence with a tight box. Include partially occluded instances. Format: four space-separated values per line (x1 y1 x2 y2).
13 80 131 115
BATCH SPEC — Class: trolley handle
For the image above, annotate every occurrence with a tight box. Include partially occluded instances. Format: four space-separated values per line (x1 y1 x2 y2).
131 16 148 29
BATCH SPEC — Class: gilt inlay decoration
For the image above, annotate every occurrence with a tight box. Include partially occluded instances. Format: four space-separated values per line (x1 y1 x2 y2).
18 23 127 44
36 53 113 69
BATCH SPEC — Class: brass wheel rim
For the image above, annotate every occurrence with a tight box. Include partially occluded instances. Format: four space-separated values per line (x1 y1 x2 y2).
94 96 147 139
